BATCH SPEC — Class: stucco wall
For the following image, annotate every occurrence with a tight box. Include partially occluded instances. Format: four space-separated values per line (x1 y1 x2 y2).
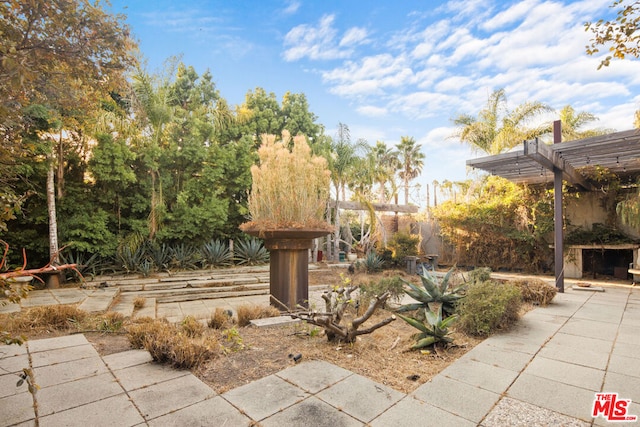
565 192 640 239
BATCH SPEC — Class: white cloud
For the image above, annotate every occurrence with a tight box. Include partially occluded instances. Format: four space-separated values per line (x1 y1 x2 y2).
357 105 388 117
340 27 369 47
283 14 368 61
282 0 300 15
481 0 538 31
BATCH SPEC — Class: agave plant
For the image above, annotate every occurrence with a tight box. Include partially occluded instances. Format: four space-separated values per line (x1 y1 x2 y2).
169 244 199 270
200 239 233 268
234 238 269 265
357 252 385 273
148 242 172 271
397 268 465 316
398 306 457 349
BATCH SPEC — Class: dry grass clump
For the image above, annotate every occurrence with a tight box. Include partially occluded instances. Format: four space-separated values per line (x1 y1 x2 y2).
181 315 205 338
4 305 88 331
126 318 218 369
510 279 557 306
236 304 281 327
208 308 233 329
241 131 332 231
96 311 125 332
133 297 146 310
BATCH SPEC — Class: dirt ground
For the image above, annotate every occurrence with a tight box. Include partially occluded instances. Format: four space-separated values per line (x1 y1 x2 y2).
6 267 484 395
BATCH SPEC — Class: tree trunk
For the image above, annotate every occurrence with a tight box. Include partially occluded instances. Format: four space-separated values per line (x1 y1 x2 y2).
56 129 65 199
47 157 59 265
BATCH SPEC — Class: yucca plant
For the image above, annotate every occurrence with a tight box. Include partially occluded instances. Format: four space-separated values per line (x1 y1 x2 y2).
234 238 269 265
398 306 457 349
397 268 465 317
200 239 233 268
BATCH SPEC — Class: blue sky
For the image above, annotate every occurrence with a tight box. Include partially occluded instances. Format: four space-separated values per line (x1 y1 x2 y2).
108 0 640 206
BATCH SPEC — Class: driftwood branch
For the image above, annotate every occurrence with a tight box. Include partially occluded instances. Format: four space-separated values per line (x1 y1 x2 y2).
352 291 390 329
291 288 396 343
0 240 82 284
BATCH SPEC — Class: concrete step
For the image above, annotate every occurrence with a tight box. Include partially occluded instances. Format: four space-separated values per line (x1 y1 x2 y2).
156 288 269 303
115 282 269 299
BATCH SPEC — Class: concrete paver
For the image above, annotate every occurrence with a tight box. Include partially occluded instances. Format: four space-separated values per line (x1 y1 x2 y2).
315 373 404 423
412 374 500 424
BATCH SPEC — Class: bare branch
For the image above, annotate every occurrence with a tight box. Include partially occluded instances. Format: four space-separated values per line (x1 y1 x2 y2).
352 291 390 329
354 315 396 336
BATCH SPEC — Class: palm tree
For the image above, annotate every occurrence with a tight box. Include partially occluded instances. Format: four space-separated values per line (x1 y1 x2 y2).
368 141 400 203
553 105 611 141
452 88 552 155
397 136 425 204
130 61 178 239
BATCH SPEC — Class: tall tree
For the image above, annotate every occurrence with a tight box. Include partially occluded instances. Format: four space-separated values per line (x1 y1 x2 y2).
452 89 552 155
0 0 136 262
130 59 179 239
396 136 425 204
281 92 323 141
585 0 640 69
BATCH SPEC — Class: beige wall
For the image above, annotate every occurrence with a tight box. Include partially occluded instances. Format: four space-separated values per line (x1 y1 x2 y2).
565 192 640 239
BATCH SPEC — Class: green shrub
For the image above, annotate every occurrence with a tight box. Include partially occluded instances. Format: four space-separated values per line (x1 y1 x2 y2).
456 280 522 336
467 267 491 284
359 276 405 303
387 232 419 265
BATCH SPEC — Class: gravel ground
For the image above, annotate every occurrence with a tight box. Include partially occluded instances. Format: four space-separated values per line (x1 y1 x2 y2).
482 397 590 427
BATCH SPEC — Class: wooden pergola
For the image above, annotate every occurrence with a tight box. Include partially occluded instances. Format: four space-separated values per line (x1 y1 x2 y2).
466 123 640 292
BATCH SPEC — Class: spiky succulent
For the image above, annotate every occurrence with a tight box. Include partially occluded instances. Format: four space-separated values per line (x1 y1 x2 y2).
397 268 465 316
398 306 457 349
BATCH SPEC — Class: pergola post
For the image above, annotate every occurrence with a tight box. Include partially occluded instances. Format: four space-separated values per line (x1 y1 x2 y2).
553 120 564 293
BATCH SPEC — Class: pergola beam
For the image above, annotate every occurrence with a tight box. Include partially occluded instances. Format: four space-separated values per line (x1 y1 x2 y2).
333 200 418 213
524 138 596 191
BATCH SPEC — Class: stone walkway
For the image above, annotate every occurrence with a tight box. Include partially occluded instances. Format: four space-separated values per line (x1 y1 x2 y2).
1 283 638 426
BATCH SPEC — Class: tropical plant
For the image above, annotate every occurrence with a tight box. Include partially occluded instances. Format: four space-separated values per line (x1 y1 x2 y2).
396 136 425 205
397 268 465 317
200 239 233 268
234 238 269 265
452 88 552 155
398 306 457 349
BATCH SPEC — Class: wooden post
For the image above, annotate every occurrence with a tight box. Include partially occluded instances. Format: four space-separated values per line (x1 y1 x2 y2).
553 120 564 293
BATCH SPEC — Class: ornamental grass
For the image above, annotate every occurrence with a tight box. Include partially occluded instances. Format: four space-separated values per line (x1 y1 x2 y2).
241 131 332 231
